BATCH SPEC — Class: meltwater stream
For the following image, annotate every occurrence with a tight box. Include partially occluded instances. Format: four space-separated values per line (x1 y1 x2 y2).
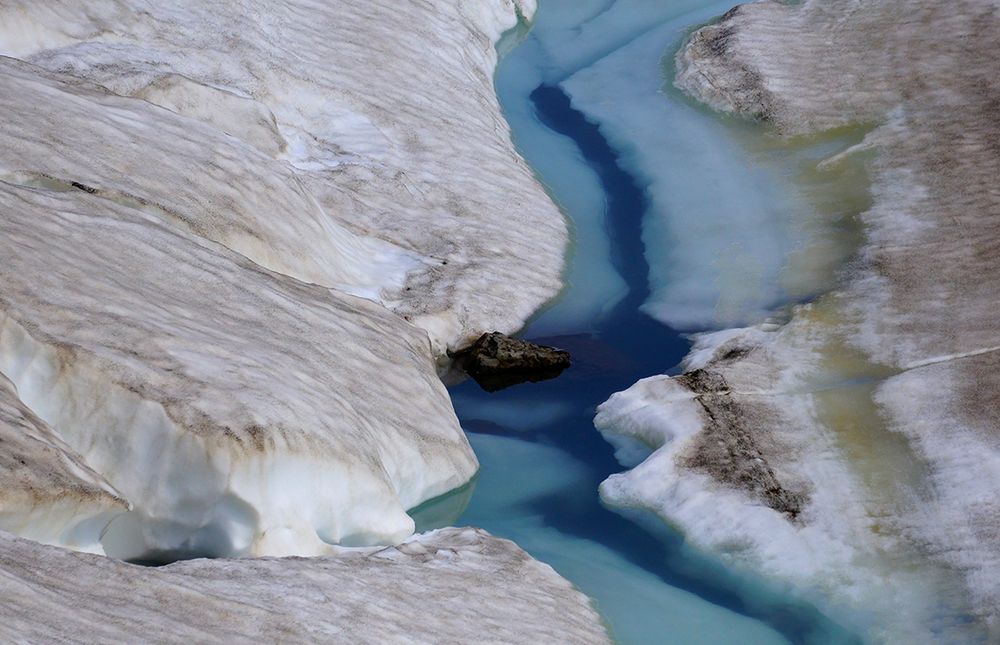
417 1 865 643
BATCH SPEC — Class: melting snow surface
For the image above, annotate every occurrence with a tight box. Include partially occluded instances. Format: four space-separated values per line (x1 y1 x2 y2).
0 0 567 559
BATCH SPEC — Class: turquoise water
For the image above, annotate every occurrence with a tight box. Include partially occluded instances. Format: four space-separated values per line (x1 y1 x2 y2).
434 1 865 643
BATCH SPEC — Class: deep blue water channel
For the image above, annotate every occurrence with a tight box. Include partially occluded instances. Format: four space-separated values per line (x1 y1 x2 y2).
429 3 861 643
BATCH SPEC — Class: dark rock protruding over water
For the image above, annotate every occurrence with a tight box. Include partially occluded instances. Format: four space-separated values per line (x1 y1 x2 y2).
452 332 571 392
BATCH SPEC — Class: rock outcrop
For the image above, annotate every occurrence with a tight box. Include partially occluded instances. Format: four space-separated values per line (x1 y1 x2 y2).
452 332 572 392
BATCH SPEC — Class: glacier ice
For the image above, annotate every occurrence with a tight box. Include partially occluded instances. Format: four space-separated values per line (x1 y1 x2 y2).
0 372 128 554
0 57 416 303
0 0 566 355
0 526 611 643
0 175 477 558
0 0 578 559
0 3 625 635
595 319 966 640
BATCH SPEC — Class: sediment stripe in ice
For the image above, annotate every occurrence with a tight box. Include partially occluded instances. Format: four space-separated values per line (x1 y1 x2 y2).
0 526 612 644
0 372 128 554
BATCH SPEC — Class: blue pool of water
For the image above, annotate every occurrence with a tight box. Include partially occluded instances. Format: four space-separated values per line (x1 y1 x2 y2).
438 2 863 643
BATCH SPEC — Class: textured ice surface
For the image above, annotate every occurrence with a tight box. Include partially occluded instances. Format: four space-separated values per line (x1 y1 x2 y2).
0 0 565 354
599 0 1000 639
0 4 619 634
0 526 610 644
0 372 127 554
0 57 418 303
0 177 477 558
596 319 968 641
0 0 573 559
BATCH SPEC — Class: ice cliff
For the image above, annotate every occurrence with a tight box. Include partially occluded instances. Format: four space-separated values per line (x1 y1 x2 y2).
0 0 568 561
0 526 610 643
0 372 128 553
597 0 1000 640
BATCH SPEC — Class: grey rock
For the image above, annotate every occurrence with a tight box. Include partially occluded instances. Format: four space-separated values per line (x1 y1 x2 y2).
452 332 571 392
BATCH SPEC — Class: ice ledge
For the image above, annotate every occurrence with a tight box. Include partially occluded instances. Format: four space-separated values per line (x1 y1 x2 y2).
0 0 572 559
0 0 567 355
0 180 476 559
0 371 128 554
0 526 611 644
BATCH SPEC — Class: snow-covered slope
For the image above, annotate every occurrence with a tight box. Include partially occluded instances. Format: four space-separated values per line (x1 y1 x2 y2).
0 526 611 644
0 0 569 560
0 372 128 554
0 0 565 355
599 0 1000 639
0 170 477 558
0 56 419 302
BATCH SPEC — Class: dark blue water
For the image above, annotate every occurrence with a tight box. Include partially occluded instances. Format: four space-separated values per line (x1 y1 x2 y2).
531 84 683 370
436 79 859 643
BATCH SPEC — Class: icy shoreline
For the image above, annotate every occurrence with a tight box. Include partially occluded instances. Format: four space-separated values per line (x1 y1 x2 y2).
0 0 617 639
597 0 1000 640
0 0 571 561
0 526 610 643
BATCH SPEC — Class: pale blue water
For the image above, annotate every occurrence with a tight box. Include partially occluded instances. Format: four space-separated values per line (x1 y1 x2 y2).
430 2 864 643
